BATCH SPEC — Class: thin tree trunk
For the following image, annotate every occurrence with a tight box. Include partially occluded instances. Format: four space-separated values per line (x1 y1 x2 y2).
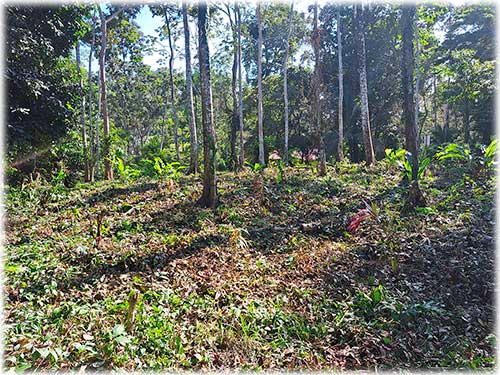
311 2 326 176
99 5 113 180
337 5 344 161
87 14 96 182
355 3 375 165
183 2 199 174
256 3 265 165
283 2 293 165
76 42 90 182
160 91 167 151
165 11 181 161
226 4 238 170
237 1 245 168
197 3 218 208
96 53 101 179
433 75 437 133
415 17 420 144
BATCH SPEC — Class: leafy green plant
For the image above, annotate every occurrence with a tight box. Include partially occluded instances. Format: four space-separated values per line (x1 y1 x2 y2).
142 157 187 181
482 139 497 168
245 161 264 173
435 140 497 176
116 157 141 181
435 143 472 163
384 149 431 181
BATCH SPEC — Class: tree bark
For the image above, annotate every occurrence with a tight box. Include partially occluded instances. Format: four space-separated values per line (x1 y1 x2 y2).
433 75 437 134
237 1 245 168
76 42 90 182
87 14 96 183
98 5 113 180
226 4 239 170
311 2 326 176
402 5 424 207
165 10 181 161
337 6 344 161
355 4 375 165
415 17 420 144
95 47 101 179
256 3 265 165
283 2 293 165
160 87 167 151
197 3 218 208
182 2 199 174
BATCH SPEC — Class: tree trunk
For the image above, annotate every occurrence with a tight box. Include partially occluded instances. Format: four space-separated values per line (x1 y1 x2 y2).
95 50 101 180
98 5 113 180
355 4 375 165
88 13 96 182
197 3 218 208
433 75 437 134
415 17 420 145
237 1 245 169
337 6 344 161
256 3 265 165
311 2 326 176
76 42 90 182
183 2 199 174
165 11 181 161
402 5 424 207
283 2 293 165
226 5 238 170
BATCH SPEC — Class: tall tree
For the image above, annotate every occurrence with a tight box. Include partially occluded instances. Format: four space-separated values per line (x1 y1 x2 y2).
354 3 375 165
237 1 245 168
311 2 326 176
414 16 420 142
256 2 265 165
337 5 344 161
223 2 239 170
164 9 181 161
197 3 218 208
283 2 293 164
182 2 199 174
75 41 90 182
87 11 97 182
402 5 424 206
98 5 124 180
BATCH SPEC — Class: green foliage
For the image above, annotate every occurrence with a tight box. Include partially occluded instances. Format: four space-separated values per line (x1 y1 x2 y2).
384 148 431 181
245 161 264 173
141 157 187 181
480 139 497 168
269 159 284 184
435 143 472 162
435 140 497 177
7 5 89 152
115 157 141 181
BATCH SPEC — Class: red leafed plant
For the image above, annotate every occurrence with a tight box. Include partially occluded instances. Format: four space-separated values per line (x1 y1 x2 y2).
347 200 379 234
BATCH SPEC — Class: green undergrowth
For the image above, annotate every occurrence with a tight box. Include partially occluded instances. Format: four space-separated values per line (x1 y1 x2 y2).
4 160 495 370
